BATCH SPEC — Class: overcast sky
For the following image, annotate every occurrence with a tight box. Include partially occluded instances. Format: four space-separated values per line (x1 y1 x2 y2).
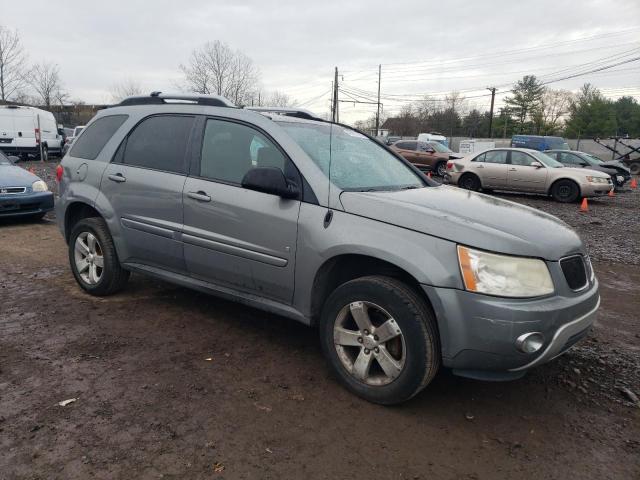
3 0 640 123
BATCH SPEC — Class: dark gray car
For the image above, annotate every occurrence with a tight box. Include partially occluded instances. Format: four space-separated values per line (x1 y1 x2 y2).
546 149 632 189
56 93 599 404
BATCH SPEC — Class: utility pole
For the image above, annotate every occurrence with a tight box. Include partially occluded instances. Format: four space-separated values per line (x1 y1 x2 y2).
375 64 381 137
502 108 509 139
331 67 340 122
487 87 497 139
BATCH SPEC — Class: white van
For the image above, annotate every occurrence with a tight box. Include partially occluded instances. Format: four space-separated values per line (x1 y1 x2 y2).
0 105 62 161
417 132 448 147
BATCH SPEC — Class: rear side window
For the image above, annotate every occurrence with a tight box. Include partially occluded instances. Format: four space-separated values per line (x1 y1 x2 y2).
70 115 128 160
120 115 194 174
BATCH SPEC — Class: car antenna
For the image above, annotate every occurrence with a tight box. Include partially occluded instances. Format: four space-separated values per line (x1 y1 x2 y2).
324 122 334 228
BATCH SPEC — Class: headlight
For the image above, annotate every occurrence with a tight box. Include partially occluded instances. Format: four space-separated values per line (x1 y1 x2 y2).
32 180 48 192
585 176 608 184
457 246 554 298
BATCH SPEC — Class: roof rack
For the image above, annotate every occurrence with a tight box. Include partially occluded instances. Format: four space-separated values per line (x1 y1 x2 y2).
118 92 236 108
245 106 324 121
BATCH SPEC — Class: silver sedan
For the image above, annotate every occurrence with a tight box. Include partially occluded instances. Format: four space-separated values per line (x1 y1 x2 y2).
445 148 613 202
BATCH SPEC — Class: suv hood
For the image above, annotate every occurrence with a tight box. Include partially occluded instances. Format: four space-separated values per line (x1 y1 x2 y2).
340 186 584 260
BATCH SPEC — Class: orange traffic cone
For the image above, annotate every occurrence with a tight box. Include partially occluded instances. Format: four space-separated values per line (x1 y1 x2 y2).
608 189 615 197
631 178 638 189
580 198 589 213
28 167 35 173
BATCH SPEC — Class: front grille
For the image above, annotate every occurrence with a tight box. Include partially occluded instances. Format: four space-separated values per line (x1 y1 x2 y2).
560 255 588 291
0 186 26 194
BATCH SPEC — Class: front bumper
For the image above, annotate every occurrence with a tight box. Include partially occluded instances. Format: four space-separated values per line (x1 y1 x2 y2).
422 264 599 378
581 182 613 197
0 191 54 217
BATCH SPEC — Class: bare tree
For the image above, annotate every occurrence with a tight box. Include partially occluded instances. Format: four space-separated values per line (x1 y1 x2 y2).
180 41 260 105
0 25 29 101
29 62 64 108
265 90 297 107
537 89 574 134
109 78 144 103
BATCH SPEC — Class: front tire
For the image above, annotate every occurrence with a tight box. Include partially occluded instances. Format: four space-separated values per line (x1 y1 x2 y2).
435 161 447 177
40 145 49 162
68 217 129 296
319 276 440 405
551 179 580 203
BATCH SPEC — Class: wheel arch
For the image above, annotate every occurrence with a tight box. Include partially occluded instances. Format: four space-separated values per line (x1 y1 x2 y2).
64 201 102 243
309 253 432 324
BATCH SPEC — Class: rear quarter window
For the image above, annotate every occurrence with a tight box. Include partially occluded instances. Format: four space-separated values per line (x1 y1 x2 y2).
70 115 128 160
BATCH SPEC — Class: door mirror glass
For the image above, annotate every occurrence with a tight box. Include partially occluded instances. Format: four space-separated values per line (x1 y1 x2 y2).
531 161 543 168
241 167 299 199
7 155 20 163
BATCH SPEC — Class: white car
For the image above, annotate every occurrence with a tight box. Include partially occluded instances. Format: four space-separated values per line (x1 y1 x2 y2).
0 105 62 161
62 125 86 156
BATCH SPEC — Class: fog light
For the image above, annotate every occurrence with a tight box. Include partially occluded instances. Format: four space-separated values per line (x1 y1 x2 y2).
516 332 545 354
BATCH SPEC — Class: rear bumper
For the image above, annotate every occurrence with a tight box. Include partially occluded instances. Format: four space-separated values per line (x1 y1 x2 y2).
0 192 54 217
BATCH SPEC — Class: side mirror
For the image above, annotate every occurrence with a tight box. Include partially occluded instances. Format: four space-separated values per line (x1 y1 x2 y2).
531 161 543 168
8 155 20 163
241 167 299 199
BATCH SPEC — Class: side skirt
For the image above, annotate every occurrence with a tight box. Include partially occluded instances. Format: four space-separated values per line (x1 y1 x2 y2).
123 262 311 326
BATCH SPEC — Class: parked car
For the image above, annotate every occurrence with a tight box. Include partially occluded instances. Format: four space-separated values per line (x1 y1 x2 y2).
417 132 448 147
0 151 54 219
0 105 63 161
546 149 631 189
385 135 402 145
61 125 86 156
446 148 612 202
56 93 600 405
391 140 461 176
511 135 569 151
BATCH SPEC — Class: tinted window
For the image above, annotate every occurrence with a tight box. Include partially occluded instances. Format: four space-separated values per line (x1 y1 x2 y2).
510 151 534 166
70 115 127 160
200 119 287 184
484 150 508 164
121 115 193 174
558 152 581 165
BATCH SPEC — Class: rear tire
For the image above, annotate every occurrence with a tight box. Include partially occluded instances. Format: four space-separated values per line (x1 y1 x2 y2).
319 276 440 405
458 173 481 191
68 217 129 296
551 179 580 203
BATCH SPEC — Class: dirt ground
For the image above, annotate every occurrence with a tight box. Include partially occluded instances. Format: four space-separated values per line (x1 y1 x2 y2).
1 163 639 479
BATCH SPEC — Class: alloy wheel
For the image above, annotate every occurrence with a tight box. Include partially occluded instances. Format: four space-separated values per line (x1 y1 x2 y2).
333 301 406 386
74 232 104 285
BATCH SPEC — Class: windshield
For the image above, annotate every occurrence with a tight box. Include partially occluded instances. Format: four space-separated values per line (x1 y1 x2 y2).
531 150 564 168
0 151 10 165
584 153 604 164
428 141 452 153
278 121 424 191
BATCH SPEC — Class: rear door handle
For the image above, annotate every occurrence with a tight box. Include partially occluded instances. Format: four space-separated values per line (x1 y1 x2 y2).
108 173 126 183
509 168 517 171
476 165 484 168
187 191 211 202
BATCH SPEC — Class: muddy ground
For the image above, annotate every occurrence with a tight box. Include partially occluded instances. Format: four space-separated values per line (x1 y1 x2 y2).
0 163 639 479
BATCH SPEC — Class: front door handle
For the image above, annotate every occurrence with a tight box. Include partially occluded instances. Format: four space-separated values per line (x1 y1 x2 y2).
509 168 517 171
187 191 211 202
476 165 484 168
108 173 126 183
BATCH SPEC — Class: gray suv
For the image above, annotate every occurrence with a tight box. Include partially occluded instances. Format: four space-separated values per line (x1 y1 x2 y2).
56 93 600 405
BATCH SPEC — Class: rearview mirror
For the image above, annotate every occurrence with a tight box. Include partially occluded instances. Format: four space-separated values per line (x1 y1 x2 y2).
241 167 299 199
531 161 543 168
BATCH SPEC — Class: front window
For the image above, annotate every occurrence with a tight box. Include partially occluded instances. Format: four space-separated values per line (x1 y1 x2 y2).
531 150 564 168
278 121 424 191
583 153 604 165
428 141 452 153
